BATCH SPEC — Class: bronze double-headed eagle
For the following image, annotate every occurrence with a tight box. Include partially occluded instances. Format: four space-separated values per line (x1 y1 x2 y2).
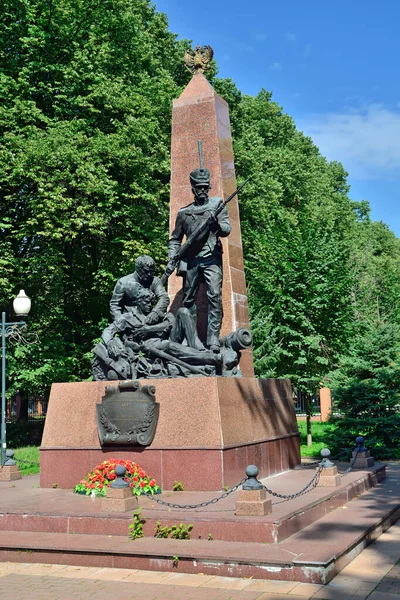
184 45 214 74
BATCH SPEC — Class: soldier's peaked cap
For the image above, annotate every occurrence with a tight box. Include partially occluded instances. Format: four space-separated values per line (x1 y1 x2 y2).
190 168 210 186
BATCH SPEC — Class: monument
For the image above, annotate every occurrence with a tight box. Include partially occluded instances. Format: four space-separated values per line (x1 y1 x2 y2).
40 46 300 491
92 253 252 380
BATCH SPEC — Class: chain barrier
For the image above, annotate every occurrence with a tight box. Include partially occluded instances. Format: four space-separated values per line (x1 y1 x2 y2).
9 442 363 509
142 478 246 509
261 462 324 500
295 449 348 470
337 445 361 476
294 459 320 469
142 441 363 510
143 461 327 509
331 449 349 462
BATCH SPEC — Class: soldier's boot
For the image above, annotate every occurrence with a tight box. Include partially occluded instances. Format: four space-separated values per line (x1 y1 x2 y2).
207 332 221 353
207 309 222 353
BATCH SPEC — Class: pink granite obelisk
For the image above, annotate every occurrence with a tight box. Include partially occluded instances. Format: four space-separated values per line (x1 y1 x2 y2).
168 73 254 377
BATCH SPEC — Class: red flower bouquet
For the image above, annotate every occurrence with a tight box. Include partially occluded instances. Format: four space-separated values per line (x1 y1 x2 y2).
73 458 161 497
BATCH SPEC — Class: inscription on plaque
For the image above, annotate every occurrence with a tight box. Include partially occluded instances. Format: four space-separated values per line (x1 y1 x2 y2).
96 380 160 446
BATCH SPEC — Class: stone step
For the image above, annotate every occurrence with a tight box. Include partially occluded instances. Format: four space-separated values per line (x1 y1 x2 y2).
0 470 398 584
0 465 386 544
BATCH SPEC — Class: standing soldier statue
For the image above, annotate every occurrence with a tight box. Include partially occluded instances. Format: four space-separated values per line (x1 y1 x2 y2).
164 141 251 353
166 162 231 352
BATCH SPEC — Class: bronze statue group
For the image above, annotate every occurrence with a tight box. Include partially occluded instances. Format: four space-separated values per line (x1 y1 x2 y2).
92 165 252 380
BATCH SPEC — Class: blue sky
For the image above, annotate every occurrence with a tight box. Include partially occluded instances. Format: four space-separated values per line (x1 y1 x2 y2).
154 0 400 237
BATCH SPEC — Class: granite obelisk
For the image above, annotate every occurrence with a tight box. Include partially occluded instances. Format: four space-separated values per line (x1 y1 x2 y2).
168 72 254 377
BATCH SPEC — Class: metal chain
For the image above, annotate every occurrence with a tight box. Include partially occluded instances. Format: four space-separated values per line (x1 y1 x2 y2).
261 462 324 500
295 449 348 470
332 449 349 461
294 460 320 469
143 463 325 509
142 478 246 509
10 448 362 504
337 445 361 475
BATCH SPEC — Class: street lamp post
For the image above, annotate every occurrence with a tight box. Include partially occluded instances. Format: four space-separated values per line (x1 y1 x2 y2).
1 290 32 466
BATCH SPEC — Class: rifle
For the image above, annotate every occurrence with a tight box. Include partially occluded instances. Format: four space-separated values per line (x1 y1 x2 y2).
144 343 210 376
161 175 251 285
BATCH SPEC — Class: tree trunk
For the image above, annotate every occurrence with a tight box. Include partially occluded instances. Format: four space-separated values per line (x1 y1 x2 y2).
305 393 313 447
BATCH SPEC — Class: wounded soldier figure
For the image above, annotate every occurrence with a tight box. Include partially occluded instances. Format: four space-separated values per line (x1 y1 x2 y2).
92 254 252 380
93 288 222 379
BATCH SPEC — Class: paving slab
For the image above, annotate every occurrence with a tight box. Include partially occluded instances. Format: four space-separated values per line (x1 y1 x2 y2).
0 523 397 599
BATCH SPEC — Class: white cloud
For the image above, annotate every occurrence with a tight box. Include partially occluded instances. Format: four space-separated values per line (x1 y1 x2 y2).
298 104 400 180
285 32 297 42
234 41 255 53
251 32 268 42
270 62 282 70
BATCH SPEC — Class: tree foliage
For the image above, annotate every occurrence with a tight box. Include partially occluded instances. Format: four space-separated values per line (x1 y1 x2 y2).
328 321 400 459
349 210 400 326
1 0 400 445
325 211 400 454
0 0 191 394
219 87 355 392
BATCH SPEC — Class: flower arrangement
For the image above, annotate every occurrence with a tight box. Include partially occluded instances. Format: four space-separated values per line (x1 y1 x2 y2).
73 458 161 497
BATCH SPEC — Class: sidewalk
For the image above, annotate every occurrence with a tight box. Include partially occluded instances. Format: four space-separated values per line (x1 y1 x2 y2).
0 522 398 600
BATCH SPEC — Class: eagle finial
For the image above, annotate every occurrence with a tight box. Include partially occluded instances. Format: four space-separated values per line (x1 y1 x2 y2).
184 45 214 75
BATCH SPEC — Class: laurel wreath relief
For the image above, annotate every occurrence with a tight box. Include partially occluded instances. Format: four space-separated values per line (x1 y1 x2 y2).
99 403 155 439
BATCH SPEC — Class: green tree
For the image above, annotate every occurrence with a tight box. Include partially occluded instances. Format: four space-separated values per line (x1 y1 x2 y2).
226 90 356 441
325 212 400 457
1 0 399 446
0 0 190 397
349 210 400 326
329 321 400 459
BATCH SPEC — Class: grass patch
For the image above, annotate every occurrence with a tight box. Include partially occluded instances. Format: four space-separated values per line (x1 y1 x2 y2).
12 446 40 476
297 420 337 458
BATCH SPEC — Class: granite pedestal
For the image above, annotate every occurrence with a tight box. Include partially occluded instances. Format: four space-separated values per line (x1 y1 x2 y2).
317 465 341 487
40 377 300 491
235 488 272 516
103 487 138 513
352 450 375 468
0 464 22 481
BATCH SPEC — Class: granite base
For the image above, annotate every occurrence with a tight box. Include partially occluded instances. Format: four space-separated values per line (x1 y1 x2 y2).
0 465 22 481
40 377 300 491
235 488 272 516
352 451 375 468
103 487 138 513
317 465 341 487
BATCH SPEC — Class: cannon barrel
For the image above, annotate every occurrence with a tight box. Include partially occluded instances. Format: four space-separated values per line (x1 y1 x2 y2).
221 328 252 352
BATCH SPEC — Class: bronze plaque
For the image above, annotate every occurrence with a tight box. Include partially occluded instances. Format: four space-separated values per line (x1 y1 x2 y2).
96 380 159 446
